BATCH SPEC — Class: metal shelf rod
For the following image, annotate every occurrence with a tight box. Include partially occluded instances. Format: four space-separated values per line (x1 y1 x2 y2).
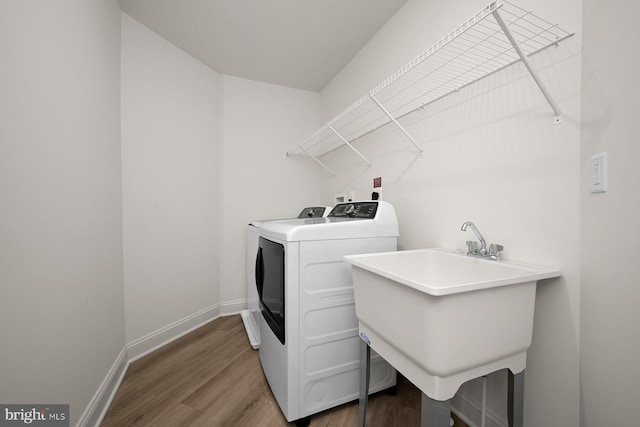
371 96 423 155
328 126 373 166
297 144 336 176
491 6 563 122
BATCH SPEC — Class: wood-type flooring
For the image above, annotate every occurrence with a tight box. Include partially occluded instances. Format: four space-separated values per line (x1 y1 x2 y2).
101 315 468 427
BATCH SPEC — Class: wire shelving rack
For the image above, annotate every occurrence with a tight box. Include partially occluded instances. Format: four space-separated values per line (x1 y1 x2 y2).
287 0 574 175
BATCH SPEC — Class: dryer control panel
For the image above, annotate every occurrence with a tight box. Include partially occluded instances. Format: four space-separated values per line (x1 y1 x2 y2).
328 202 378 219
297 207 328 218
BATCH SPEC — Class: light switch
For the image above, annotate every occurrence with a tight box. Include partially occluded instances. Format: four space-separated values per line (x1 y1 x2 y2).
590 152 607 193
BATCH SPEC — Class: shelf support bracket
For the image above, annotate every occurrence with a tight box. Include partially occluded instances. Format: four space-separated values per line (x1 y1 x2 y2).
328 126 372 167
492 7 562 124
371 96 424 154
297 145 336 176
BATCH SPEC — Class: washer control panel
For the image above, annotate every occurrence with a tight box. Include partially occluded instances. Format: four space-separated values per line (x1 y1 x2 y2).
328 202 378 219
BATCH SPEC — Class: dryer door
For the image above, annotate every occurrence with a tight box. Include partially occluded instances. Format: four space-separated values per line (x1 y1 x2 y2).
257 237 285 344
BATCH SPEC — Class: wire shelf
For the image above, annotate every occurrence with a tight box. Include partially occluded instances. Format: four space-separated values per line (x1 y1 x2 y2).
288 0 574 174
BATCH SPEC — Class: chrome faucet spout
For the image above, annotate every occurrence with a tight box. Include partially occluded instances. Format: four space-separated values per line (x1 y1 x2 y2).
461 221 502 260
461 221 487 253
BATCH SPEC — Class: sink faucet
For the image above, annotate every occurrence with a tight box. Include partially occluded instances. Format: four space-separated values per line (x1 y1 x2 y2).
461 221 503 260
461 221 487 254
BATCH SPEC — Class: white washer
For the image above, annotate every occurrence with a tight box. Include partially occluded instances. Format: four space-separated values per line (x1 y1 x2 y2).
243 206 331 349
257 201 398 424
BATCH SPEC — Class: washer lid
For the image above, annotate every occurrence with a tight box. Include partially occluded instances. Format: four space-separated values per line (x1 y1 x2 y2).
259 201 399 241
248 206 331 227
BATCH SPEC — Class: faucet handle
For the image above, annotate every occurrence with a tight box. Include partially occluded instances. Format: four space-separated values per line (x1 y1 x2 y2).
488 244 503 257
466 240 478 254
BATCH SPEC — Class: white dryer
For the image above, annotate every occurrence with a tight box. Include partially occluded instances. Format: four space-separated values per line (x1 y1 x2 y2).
256 201 398 425
243 206 330 349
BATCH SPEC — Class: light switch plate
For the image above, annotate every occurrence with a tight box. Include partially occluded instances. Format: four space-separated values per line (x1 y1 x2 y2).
590 152 607 193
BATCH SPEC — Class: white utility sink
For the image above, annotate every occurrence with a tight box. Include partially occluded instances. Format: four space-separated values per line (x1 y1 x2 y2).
345 248 561 400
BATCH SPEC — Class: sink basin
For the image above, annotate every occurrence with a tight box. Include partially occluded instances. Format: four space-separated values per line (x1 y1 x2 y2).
344 248 561 400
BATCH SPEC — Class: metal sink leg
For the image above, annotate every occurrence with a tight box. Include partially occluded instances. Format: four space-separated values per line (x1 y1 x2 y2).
508 370 525 427
421 394 452 427
359 338 371 427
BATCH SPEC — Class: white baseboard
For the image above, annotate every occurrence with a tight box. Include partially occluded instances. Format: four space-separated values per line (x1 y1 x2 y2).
220 299 246 316
127 303 222 362
452 390 507 427
80 303 225 427
75 346 128 427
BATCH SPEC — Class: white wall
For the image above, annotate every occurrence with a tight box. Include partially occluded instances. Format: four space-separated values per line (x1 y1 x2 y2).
580 0 640 426
121 13 222 347
220 75 321 308
13 2 640 426
0 1 124 425
319 0 582 426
